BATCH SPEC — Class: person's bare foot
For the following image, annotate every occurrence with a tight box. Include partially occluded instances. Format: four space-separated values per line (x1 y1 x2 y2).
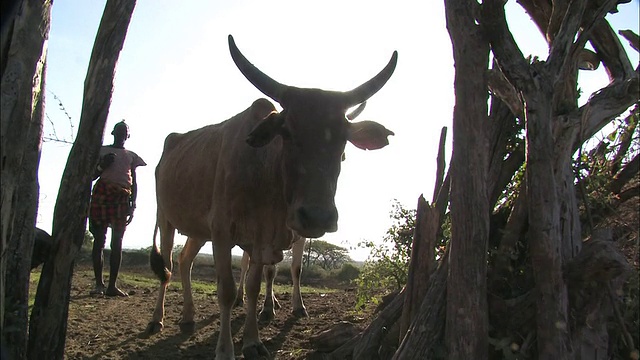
105 287 128 297
90 285 105 296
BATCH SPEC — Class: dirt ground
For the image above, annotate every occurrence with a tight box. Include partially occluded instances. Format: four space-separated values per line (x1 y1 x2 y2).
62 265 371 360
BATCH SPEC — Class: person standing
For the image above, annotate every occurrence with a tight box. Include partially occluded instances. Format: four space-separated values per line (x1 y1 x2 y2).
89 120 146 296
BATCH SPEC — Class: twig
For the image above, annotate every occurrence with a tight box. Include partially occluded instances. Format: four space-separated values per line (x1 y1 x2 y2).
607 282 636 352
42 136 74 145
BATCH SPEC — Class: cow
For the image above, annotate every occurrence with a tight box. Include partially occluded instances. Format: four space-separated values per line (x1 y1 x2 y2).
173 102 366 330
148 35 397 359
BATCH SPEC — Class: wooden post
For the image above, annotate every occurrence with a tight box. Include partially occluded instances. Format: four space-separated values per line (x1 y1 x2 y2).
1 1 51 358
27 1 136 358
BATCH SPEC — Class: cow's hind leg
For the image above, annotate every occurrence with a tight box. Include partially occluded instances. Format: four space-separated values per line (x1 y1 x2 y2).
258 264 278 323
147 217 176 334
213 241 237 360
291 238 308 317
234 250 250 307
242 256 269 359
178 237 206 333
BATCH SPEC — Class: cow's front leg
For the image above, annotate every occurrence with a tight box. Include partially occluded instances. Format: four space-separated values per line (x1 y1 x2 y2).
259 264 278 323
178 237 205 332
214 242 237 360
291 238 308 317
234 251 250 307
243 258 269 359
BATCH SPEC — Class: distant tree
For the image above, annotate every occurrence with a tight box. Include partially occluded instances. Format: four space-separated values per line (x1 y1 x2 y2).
301 239 351 270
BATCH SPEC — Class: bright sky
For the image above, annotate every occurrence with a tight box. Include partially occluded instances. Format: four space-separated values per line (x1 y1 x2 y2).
37 0 639 261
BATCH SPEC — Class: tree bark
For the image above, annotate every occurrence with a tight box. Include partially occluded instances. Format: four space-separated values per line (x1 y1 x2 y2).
444 0 491 358
328 288 405 359
0 1 50 358
393 255 449 359
399 196 434 340
27 1 136 358
525 63 572 360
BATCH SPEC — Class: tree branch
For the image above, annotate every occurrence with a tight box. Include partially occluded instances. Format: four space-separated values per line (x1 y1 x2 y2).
483 0 532 90
547 0 588 75
487 67 523 118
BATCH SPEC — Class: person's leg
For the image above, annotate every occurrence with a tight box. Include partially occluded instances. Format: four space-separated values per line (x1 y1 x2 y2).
89 220 108 294
105 225 127 296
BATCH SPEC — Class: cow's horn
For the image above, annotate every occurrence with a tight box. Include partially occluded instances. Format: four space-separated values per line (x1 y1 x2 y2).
342 51 398 108
346 102 367 120
228 35 286 103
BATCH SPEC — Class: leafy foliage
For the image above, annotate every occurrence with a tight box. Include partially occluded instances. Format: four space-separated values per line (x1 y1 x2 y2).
574 107 639 227
355 200 415 308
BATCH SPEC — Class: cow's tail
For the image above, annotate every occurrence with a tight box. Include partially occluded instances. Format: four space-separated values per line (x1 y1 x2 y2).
149 223 171 283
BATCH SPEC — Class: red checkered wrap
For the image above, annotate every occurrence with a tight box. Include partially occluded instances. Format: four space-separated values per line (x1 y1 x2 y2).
89 180 131 230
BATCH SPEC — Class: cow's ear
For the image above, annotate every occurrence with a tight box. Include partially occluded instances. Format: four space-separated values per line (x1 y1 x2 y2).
246 112 285 147
347 120 394 150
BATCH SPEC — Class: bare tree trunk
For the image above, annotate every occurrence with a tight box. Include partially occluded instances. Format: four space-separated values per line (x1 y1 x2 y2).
27 1 136 358
0 1 51 358
444 0 491 358
525 78 571 359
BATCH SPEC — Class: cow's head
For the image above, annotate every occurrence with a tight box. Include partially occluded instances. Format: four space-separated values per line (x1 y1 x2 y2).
229 35 396 238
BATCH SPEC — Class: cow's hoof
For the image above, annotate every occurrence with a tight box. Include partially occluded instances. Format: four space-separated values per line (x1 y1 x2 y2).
178 321 195 333
145 321 163 335
242 342 269 359
258 310 275 324
292 308 309 318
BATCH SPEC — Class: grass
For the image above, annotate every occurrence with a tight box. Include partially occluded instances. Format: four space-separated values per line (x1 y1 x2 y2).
28 266 334 309
117 270 335 295
26 250 340 315
28 271 40 311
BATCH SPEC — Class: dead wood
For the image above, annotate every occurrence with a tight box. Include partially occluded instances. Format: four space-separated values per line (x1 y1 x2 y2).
490 184 528 288
393 256 448 359
565 230 631 287
352 288 405 359
374 289 400 314
610 154 639 195
618 29 639 53
611 107 638 175
309 321 361 353
398 196 434 339
328 288 405 359
565 229 633 358
1 1 50 358
445 1 492 358
432 127 448 203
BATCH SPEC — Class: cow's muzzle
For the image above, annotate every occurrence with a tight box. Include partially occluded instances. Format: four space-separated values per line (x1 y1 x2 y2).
289 205 338 238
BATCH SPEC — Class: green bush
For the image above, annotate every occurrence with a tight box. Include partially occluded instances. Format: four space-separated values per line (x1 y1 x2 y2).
355 200 414 308
334 263 361 284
